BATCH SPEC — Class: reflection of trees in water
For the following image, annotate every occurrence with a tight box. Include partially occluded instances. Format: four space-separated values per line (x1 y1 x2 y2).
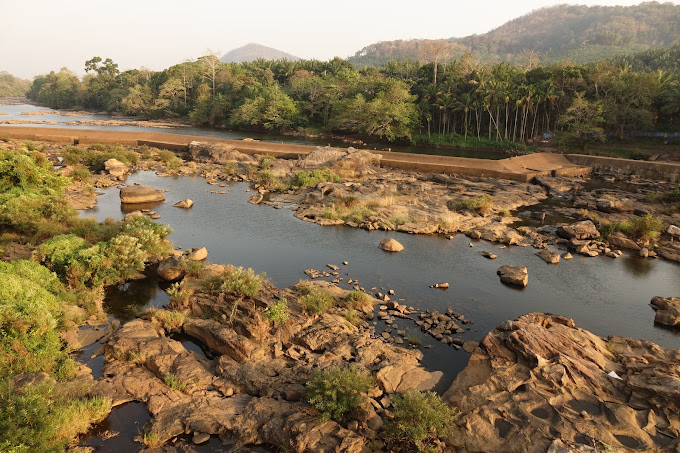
104 266 170 321
621 255 654 277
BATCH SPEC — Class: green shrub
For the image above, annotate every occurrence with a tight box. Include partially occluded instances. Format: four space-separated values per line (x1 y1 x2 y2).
69 217 123 243
157 149 183 171
619 214 664 239
342 291 372 311
122 216 172 258
152 309 186 330
305 366 373 421
447 194 493 213
0 381 111 453
164 373 187 392
343 309 362 326
165 281 192 305
386 390 459 452
201 266 266 298
294 168 341 187
69 164 92 182
298 283 334 314
264 300 289 326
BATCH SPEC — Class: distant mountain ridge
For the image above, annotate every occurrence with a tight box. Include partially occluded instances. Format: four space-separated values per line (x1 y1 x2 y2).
349 2 680 66
221 43 300 63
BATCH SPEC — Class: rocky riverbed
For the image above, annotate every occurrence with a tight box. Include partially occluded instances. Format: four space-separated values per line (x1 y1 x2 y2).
3 138 679 452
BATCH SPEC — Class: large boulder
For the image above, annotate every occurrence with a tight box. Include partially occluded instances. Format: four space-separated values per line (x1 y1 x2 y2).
104 158 128 178
443 313 680 453
188 141 256 165
606 232 641 250
378 238 404 252
185 247 208 261
497 265 528 287
668 225 680 238
557 220 600 240
120 185 165 204
173 199 194 209
157 255 185 281
650 296 680 327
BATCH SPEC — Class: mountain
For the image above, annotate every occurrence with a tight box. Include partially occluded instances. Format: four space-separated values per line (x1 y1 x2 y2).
221 43 300 63
349 2 680 67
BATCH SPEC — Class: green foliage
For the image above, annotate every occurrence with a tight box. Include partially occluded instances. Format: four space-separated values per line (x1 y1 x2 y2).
342 290 372 311
293 168 341 187
201 266 266 298
386 390 459 452
164 373 187 392
0 71 30 97
165 281 192 305
0 261 66 376
264 300 289 326
0 381 111 453
414 133 534 151
305 366 373 421
447 194 493 213
151 309 186 330
619 214 664 239
62 144 138 172
298 283 334 314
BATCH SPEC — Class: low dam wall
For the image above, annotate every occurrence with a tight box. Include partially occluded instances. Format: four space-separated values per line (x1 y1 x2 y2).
0 126 599 182
566 154 680 183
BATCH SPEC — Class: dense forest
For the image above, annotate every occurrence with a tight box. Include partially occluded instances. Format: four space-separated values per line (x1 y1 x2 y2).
0 72 31 97
25 48 680 147
349 2 680 67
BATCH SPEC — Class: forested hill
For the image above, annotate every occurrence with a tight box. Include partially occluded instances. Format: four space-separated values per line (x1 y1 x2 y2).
349 2 680 67
221 43 300 63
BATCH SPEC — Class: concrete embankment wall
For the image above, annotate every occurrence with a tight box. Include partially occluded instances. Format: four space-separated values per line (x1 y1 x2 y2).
565 154 680 183
0 126 613 183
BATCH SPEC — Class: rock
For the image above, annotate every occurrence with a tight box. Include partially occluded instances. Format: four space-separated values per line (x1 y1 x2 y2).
443 313 680 453
595 198 634 213
479 251 497 259
496 265 528 287
185 247 208 261
668 225 680 238
378 238 404 252
157 255 186 281
12 372 55 392
462 341 478 353
430 282 449 289
124 210 144 220
639 248 649 258
120 185 165 204
104 158 128 177
650 296 680 327
173 199 194 209
535 249 560 264
557 220 600 241
561 252 573 260
606 232 641 250
192 432 211 444
188 141 257 165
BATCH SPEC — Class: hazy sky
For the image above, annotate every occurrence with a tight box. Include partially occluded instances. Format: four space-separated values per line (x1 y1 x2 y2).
1 0 674 79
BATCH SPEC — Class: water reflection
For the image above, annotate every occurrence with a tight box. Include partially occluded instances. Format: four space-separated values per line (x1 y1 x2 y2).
104 266 170 322
621 254 655 277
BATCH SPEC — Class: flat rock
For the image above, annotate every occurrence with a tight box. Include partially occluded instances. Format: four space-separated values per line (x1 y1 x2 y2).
535 249 560 264
557 220 599 241
496 265 528 287
443 313 680 453
378 238 404 252
479 251 497 259
606 232 641 250
120 185 165 204
104 158 128 177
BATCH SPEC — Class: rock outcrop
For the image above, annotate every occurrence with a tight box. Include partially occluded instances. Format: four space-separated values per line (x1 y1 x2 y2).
119 185 165 204
157 255 185 281
536 249 560 264
173 199 194 209
497 265 528 287
650 296 680 327
188 141 257 165
557 220 600 241
378 238 404 252
104 158 128 178
443 313 680 452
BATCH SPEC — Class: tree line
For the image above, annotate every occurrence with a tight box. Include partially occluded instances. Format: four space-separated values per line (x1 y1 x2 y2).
26 51 680 145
